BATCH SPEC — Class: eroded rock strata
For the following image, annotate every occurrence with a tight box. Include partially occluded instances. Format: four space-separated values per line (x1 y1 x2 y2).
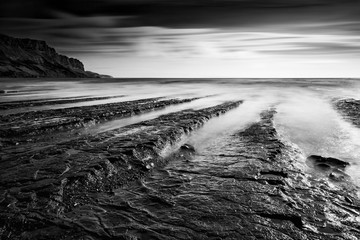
0 102 359 239
0 95 125 110
334 98 360 127
0 97 198 140
0 101 242 239
97 109 358 239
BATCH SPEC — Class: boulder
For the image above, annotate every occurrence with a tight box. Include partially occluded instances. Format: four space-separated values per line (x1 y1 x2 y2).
180 143 196 153
307 155 350 169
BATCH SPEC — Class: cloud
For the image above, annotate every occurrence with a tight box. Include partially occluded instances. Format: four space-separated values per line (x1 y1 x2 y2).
1 0 360 77
108 26 360 59
2 15 360 59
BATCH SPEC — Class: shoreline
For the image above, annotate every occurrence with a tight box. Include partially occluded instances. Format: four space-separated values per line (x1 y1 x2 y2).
0 95 359 239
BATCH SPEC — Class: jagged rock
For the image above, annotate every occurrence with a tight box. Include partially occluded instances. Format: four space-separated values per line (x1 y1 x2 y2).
0 34 108 78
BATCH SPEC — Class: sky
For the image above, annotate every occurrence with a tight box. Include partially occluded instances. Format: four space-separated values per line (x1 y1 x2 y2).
1 0 360 78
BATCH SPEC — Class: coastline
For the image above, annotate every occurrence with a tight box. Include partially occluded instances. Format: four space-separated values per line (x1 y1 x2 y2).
0 81 360 239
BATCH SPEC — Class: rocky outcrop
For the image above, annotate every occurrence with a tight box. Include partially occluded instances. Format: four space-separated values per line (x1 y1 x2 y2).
307 155 350 169
0 97 199 142
334 98 360 127
0 34 107 78
0 101 242 239
0 95 125 110
0 101 359 239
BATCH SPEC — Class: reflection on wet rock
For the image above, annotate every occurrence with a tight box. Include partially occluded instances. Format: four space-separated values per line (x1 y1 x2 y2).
307 155 350 169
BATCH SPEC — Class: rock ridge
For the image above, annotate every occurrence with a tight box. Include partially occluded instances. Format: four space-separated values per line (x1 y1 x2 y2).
0 101 243 239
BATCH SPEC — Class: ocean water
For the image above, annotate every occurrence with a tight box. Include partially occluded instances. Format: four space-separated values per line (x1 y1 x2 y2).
1 78 360 186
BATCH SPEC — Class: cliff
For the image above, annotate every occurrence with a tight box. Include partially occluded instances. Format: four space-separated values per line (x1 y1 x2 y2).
0 34 108 78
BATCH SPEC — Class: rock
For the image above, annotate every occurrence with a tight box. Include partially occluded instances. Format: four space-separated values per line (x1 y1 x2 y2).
0 34 107 78
180 144 195 153
334 98 360 128
314 163 331 170
345 196 353 204
0 97 199 138
0 95 125 110
176 143 196 161
145 162 155 170
0 101 243 239
307 155 350 169
2 103 360 240
0 90 18 94
329 169 350 182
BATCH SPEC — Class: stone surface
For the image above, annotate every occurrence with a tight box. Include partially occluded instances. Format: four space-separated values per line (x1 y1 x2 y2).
334 98 360 127
1 102 359 239
102 108 358 239
0 34 107 78
0 101 243 239
307 155 350 169
0 95 125 110
0 97 198 140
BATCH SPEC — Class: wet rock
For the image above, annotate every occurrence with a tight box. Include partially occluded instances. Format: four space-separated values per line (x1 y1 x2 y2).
0 101 243 239
258 213 304 229
0 90 19 94
329 169 351 182
1 104 360 240
0 97 198 139
180 143 195 153
172 144 197 162
0 95 125 110
334 98 360 127
345 196 353 204
145 162 155 170
314 163 331 170
260 170 288 178
307 155 350 169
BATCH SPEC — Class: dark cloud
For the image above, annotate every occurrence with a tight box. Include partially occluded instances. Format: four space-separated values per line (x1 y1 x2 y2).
1 0 360 78
1 0 359 18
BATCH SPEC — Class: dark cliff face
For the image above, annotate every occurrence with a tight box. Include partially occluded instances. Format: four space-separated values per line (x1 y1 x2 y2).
0 34 106 78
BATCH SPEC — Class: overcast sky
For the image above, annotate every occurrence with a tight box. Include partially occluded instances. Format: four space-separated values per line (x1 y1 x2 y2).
1 0 360 77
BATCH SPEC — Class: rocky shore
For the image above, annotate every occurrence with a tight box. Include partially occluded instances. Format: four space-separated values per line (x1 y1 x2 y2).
334 98 360 127
0 96 359 239
0 97 198 142
0 100 242 239
0 95 125 110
